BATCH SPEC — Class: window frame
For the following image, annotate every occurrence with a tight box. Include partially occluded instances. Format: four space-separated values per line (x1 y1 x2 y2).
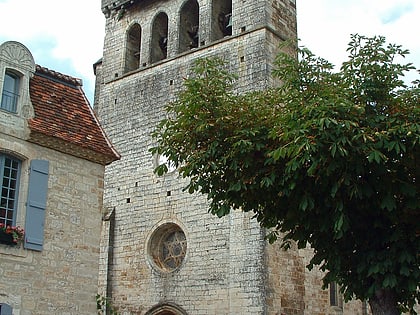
0 154 21 227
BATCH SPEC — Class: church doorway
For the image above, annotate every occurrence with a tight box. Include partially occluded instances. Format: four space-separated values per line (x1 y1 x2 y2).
145 303 187 315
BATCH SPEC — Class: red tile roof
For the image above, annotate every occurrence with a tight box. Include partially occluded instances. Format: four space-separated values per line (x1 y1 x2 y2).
28 65 120 165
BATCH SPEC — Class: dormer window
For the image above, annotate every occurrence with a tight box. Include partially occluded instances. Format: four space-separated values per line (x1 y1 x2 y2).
1 70 20 113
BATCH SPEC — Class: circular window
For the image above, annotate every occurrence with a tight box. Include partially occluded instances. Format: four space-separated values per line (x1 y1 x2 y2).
148 223 187 272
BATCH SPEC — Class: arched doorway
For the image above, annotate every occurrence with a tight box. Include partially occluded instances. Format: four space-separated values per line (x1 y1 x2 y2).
145 303 188 315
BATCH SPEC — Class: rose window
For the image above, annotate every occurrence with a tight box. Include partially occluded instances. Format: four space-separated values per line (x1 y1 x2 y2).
161 230 187 269
148 223 187 272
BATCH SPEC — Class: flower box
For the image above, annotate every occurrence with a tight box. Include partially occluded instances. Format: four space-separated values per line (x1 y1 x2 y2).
0 229 16 245
0 224 24 246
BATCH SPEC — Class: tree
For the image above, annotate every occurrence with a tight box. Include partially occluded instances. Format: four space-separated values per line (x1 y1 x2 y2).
151 34 420 315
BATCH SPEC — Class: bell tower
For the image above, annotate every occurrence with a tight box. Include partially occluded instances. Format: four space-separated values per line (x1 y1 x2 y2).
94 1 319 314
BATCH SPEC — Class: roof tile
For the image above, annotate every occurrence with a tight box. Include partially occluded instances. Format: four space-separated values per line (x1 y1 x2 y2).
28 65 120 165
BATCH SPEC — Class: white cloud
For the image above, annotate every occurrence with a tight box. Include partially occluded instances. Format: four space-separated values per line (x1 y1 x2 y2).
0 0 419 102
0 0 105 102
297 0 420 83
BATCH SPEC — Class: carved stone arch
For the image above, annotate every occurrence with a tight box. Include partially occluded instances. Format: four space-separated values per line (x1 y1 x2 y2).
211 0 232 41
124 22 142 73
0 41 35 117
179 0 199 53
150 11 169 63
145 303 188 315
0 41 35 73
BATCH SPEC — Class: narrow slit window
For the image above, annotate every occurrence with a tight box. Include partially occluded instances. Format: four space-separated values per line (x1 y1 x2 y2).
330 282 343 308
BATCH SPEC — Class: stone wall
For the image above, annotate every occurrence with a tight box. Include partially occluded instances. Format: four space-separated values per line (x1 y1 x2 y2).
0 133 105 314
96 0 373 314
96 28 286 315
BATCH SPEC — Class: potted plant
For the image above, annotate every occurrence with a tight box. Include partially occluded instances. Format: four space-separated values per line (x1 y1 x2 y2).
0 223 25 245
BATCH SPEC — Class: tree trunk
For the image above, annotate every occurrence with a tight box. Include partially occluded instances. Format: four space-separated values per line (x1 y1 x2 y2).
368 289 400 315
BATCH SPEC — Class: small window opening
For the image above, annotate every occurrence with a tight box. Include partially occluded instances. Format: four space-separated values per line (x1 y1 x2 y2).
330 282 343 308
158 154 176 173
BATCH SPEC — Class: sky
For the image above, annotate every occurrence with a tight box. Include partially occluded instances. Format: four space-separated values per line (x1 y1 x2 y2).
0 0 419 104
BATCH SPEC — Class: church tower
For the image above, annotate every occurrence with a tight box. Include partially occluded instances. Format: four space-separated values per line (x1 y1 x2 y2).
94 1 366 314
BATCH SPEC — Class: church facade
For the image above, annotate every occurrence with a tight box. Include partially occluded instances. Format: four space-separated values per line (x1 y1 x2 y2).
94 1 368 314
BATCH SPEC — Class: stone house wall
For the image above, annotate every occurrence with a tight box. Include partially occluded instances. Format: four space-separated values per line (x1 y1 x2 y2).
0 40 118 314
0 135 105 314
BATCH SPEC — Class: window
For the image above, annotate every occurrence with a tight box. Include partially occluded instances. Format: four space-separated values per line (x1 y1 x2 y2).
212 0 232 41
125 23 142 73
1 71 20 113
151 12 169 63
0 157 49 251
148 223 187 272
179 0 199 53
0 154 21 227
0 303 13 315
157 154 176 173
330 282 343 309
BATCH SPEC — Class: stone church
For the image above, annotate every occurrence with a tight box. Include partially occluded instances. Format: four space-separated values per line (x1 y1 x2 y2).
94 0 369 314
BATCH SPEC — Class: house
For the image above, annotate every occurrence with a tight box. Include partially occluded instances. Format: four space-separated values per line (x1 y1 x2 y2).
0 41 119 314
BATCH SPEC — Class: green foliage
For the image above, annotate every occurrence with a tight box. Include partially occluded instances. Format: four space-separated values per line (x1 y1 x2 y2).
96 294 119 315
151 34 420 313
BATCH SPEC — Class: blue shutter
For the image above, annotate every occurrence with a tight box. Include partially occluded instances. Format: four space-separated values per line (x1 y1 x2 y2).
0 303 12 315
24 160 49 251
